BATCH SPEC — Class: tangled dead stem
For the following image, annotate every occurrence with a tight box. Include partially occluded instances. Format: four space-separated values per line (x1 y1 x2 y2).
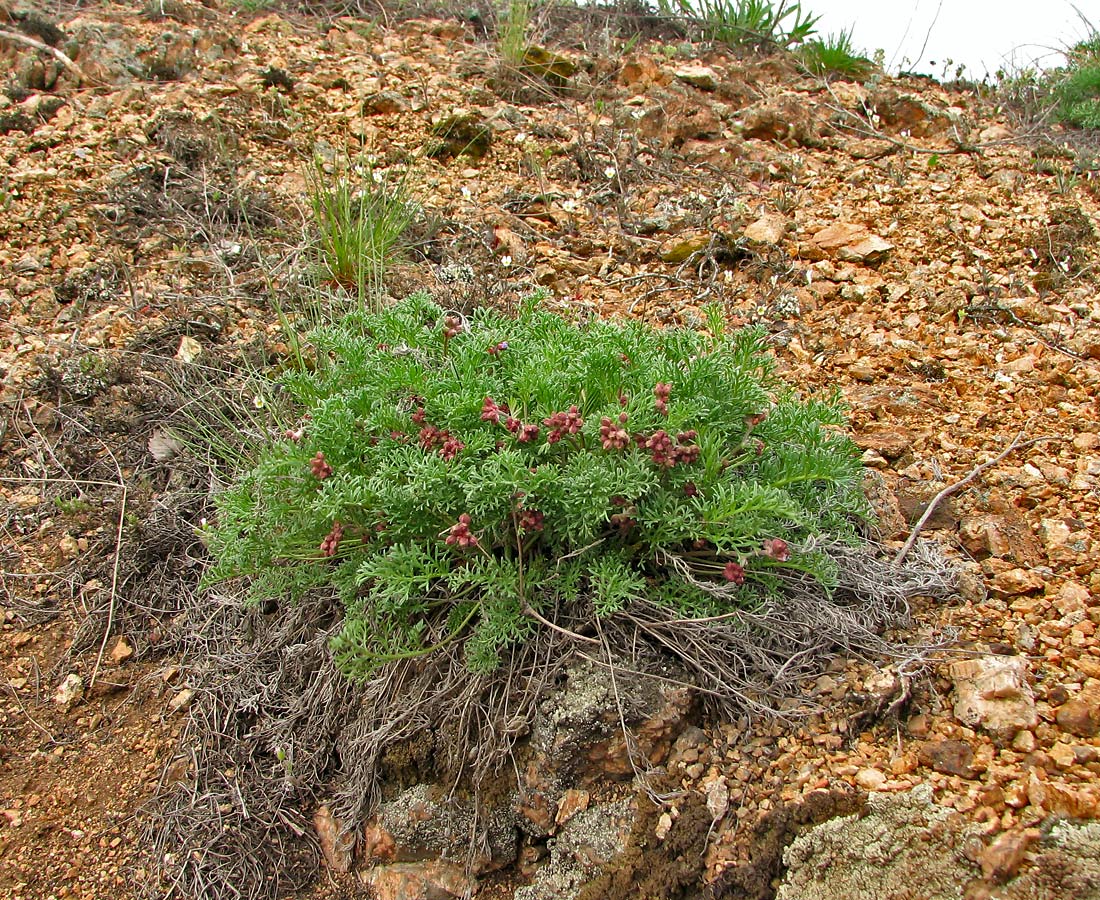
143 529 955 899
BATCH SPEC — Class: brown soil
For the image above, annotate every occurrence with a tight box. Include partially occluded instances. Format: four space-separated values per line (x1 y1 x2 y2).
2 2 1099 899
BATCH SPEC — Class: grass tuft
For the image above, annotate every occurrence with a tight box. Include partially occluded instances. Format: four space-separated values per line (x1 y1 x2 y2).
670 0 819 50
306 154 417 309
498 0 533 68
799 29 873 79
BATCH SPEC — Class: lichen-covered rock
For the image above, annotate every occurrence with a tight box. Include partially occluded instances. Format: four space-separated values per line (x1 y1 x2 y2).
516 655 694 837
519 46 576 88
998 822 1100 900
741 97 821 147
776 785 981 900
779 790 1100 899
360 783 518 874
426 114 492 160
514 800 634 900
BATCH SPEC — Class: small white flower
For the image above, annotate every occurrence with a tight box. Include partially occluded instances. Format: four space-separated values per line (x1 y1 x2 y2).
461 185 472 199
501 255 513 268
372 170 384 184
604 166 617 180
514 132 528 144
200 517 208 528
253 394 265 409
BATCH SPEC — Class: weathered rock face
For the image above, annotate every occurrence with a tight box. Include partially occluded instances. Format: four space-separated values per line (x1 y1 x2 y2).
778 787 978 900
513 800 635 900
359 784 519 873
808 223 894 264
776 787 1100 900
740 96 821 146
516 654 695 838
359 859 475 900
318 653 695 896
948 655 1038 741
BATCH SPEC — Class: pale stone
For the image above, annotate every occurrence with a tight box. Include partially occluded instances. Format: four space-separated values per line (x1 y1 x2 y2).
990 568 1045 597
1050 742 1077 768
837 235 894 264
673 65 718 91
979 124 1013 142
175 334 202 364
948 656 1037 740
54 673 84 708
1011 730 1036 753
314 804 355 873
361 861 474 900
743 213 788 245
856 768 887 791
109 636 134 666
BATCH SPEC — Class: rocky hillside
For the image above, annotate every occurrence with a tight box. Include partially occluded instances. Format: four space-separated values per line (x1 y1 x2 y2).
1 3 1099 899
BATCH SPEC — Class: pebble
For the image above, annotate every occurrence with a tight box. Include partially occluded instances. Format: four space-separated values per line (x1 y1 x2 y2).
855 768 887 790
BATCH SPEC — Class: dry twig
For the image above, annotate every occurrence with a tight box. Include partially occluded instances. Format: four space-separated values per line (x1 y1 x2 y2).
894 432 1066 565
0 27 95 85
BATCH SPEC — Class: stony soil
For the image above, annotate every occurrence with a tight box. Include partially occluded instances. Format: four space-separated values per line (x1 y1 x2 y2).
1 2 1099 899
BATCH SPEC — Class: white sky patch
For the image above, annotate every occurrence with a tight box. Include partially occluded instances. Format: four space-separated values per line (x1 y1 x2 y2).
804 0 1095 77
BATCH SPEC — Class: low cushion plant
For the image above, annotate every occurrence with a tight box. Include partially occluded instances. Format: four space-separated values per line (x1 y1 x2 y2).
205 293 870 678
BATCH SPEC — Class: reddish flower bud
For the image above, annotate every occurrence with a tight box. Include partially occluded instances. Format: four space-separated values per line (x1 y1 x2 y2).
762 538 790 562
445 513 479 548
722 562 745 584
481 397 502 423
320 520 344 557
310 451 333 480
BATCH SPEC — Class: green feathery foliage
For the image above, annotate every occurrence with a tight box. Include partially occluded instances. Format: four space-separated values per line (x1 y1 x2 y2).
204 293 869 677
1055 63 1100 129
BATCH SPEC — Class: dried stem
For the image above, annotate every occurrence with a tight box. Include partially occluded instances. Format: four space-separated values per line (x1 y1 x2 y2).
894 433 1065 565
0 28 96 85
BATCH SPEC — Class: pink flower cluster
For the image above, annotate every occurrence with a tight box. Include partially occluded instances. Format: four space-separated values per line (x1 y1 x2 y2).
654 382 671 416
443 314 463 340
481 396 507 423
320 520 344 557
445 513 478 548
543 406 583 444
761 538 790 561
642 429 700 468
516 508 544 532
599 413 630 450
310 451 333 480
722 561 745 584
482 396 542 443
419 424 465 461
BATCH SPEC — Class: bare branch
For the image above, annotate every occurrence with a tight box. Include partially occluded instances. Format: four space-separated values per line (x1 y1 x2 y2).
894 433 1066 565
0 27 96 86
